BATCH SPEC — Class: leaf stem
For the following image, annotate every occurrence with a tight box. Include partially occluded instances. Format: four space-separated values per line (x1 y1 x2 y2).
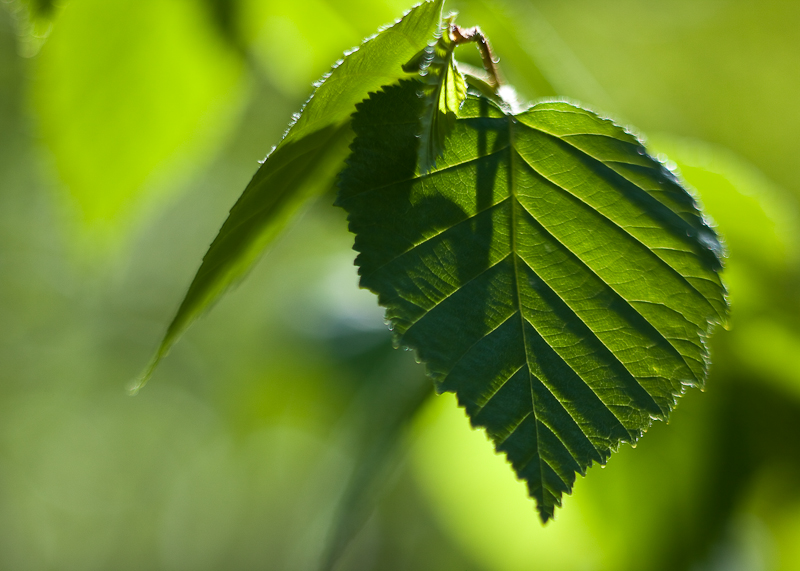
449 23 502 89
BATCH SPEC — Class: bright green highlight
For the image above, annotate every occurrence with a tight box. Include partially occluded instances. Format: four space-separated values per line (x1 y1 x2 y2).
33 0 243 244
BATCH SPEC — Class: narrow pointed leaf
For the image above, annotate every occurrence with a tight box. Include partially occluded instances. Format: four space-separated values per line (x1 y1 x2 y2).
405 15 468 173
134 0 444 391
337 81 727 522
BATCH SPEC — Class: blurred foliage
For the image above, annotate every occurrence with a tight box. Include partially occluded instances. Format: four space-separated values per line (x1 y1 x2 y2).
0 0 799 570
32 0 245 251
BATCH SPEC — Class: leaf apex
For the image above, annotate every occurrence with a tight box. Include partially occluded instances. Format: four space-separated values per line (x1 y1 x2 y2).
128 351 163 395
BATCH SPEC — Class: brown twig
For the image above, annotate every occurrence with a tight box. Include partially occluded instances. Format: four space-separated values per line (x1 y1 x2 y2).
449 24 502 89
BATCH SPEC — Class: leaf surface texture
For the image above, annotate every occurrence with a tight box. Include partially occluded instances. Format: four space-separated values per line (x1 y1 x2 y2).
337 81 727 521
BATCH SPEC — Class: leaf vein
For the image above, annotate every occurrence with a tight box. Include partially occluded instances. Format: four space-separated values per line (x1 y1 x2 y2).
340 144 510 204
402 254 512 335
473 363 526 415
513 208 671 416
361 197 510 280
519 126 721 311
514 150 704 382
441 310 519 380
508 118 546 500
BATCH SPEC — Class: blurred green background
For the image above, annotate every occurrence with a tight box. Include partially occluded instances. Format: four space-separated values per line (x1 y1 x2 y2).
2 0 800 569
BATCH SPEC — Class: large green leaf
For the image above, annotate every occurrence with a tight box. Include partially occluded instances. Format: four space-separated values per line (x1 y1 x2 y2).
337 81 728 522
134 0 444 391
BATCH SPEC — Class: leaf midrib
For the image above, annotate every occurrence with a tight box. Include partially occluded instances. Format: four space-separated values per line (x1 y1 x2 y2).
508 197 604 509
507 114 547 509
506 118 654 471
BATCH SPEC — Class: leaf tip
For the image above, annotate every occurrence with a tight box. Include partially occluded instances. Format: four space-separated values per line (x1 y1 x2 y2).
127 370 150 396
128 366 153 396
538 510 555 525
128 344 170 395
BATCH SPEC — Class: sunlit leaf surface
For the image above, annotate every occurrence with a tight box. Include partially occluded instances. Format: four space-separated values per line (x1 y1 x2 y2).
135 0 445 390
405 15 468 173
337 81 727 521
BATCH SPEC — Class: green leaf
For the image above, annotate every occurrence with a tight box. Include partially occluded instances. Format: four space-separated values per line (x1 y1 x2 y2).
336 81 728 522
134 0 445 391
404 14 468 173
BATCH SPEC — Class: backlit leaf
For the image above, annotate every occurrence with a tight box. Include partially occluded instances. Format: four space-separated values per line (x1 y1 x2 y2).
134 0 444 391
337 80 727 521
404 14 468 173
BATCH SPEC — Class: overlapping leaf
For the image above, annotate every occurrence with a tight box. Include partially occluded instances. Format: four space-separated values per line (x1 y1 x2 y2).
403 15 468 173
134 0 444 390
337 81 727 521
